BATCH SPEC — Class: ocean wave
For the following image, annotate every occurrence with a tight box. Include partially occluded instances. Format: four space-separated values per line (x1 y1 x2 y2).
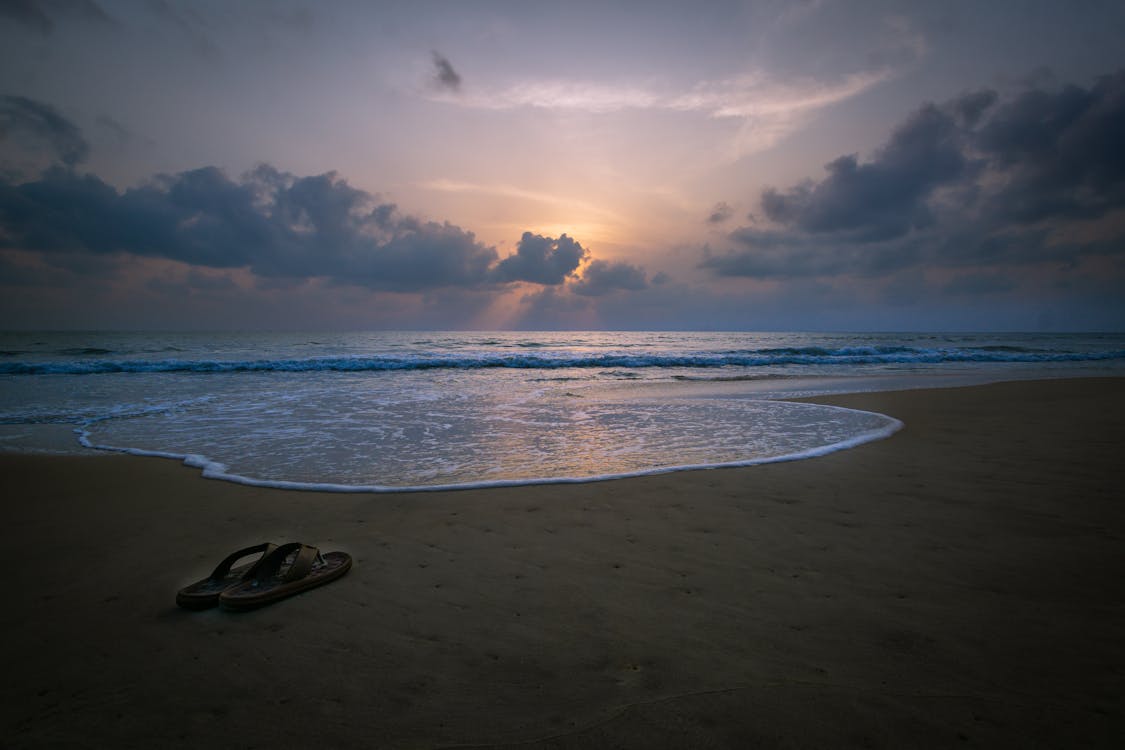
3 345 1124 375
56 347 116 356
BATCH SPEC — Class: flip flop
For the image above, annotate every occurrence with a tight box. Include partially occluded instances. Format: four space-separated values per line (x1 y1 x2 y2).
218 542 352 612
176 542 278 610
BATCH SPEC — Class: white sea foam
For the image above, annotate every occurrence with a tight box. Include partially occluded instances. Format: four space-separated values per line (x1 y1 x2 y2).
75 404 903 493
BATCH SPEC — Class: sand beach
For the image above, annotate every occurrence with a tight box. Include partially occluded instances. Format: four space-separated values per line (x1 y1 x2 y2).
2 378 1123 748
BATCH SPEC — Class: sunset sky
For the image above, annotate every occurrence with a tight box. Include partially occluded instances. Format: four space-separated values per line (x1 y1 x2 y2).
2 0 1124 330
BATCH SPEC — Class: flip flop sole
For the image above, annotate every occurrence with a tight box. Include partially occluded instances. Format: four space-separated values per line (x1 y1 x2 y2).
176 560 262 610
218 552 352 611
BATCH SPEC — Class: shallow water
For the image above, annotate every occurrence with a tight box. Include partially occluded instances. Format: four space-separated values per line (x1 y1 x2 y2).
1 331 1121 489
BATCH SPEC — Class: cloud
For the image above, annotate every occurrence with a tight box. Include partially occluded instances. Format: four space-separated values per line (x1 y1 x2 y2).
0 163 502 291
700 231 907 280
467 81 658 113
707 201 733 224
431 52 462 92
432 68 892 157
92 113 155 152
974 71 1125 224
0 95 91 167
0 102 642 300
0 0 53 33
702 72 1125 283
667 69 889 121
0 103 655 301
758 93 985 241
491 231 587 285
943 272 1017 296
512 286 595 330
571 259 648 296
146 0 220 59
0 0 111 34
448 68 888 120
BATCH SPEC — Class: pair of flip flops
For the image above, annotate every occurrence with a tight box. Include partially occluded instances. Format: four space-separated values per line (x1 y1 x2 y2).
176 542 352 611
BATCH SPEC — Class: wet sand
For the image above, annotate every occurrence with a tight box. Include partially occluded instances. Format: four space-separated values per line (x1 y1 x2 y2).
2 378 1123 748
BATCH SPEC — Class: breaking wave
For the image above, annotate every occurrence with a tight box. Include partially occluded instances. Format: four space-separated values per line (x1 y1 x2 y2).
4 345 1124 375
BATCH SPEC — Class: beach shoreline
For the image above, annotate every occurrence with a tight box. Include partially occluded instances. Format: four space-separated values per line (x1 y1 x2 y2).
2 378 1123 748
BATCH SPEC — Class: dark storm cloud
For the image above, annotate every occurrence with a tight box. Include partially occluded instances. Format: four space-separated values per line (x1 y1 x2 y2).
571 259 648 296
0 164 500 291
431 52 462 92
703 72 1125 282
491 231 587 285
974 70 1125 224
758 91 988 241
949 89 999 128
0 95 90 166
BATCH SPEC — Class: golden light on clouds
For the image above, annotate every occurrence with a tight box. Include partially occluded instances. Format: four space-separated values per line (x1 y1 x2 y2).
416 178 626 248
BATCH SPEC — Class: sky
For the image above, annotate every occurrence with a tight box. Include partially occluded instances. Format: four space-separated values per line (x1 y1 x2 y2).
1 0 1124 331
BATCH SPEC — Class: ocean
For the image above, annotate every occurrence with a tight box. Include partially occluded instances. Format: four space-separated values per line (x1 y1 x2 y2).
2 331 1123 491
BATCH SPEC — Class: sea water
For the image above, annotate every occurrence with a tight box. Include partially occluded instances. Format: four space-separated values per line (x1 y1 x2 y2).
1 331 1122 490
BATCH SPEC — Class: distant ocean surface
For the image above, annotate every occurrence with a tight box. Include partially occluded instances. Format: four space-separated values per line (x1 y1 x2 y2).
2 331 1122 490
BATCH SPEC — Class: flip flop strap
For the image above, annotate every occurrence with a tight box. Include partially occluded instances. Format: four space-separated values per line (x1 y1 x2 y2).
208 542 277 581
253 542 320 583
